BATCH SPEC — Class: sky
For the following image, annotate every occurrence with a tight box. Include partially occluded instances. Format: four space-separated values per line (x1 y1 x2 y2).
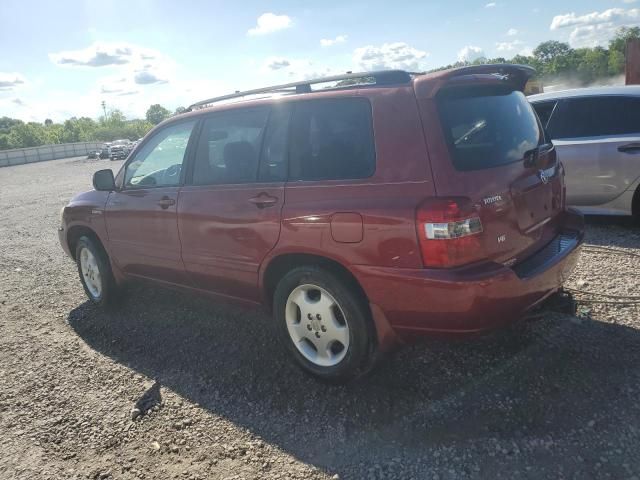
1 0 639 122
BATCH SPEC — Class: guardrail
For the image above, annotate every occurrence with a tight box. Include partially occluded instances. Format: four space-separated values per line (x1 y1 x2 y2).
0 142 104 168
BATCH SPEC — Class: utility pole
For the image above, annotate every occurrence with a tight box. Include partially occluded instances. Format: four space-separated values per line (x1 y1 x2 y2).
101 101 107 120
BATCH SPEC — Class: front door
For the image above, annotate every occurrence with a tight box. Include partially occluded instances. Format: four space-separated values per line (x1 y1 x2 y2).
178 106 289 302
106 119 197 285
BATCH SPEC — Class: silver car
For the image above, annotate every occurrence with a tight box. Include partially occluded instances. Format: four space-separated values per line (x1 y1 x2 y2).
530 86 640 218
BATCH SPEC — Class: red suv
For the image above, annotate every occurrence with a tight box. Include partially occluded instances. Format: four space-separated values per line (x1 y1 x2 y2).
59 65 584 382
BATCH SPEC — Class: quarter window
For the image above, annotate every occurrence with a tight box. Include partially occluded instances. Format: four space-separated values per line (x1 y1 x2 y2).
124 120 196 188
193 108 269 185
289 98 375 181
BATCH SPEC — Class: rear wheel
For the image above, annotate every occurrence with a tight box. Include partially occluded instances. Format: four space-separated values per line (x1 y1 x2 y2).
75 236 117 307
273 266 373 382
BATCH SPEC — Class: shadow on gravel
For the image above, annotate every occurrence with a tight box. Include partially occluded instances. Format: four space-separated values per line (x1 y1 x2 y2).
68 286 640 477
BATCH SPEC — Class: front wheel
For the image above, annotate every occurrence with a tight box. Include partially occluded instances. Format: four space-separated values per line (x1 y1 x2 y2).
75 236 117 307
273 266 374 382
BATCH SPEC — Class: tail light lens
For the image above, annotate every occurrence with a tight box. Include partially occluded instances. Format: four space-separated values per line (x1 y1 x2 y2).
416 197 485 268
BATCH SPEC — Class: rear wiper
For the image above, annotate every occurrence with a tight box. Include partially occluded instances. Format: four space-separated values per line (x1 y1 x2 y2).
454 120 487 146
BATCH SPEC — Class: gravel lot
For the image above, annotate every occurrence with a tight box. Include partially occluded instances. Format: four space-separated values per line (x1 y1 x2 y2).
1 156 639 480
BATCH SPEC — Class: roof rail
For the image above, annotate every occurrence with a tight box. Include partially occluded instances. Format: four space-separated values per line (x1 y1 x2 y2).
187 70 414 111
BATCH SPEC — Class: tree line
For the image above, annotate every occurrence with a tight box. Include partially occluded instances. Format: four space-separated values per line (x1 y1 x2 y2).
2 26 638 151
0 104 184 151
432 27 640 86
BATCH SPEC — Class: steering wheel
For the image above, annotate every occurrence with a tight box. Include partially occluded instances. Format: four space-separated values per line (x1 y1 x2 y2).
163 164 181 183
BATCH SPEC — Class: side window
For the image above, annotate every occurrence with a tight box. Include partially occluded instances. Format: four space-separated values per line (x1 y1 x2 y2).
259 107 290 182
289 98 375 181
532 101 557 129
124 120 196 188
193 108 269 185
550 96 640 139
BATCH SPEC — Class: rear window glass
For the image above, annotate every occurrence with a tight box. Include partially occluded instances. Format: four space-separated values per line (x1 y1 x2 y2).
438 86 542 171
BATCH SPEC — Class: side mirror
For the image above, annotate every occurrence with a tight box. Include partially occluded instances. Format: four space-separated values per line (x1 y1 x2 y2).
93 169 116 191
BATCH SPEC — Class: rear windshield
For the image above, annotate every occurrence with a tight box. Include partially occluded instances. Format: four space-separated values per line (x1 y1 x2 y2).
437 85 542 171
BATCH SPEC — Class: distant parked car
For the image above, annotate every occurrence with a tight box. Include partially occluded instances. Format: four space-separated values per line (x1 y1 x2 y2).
87 150 98 159
530 86 640 218
99 145 110 159
109 139 131 161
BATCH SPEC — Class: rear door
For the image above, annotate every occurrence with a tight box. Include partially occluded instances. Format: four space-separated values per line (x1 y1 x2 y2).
546 95 640 206
422 83 564 267
177 106 289 302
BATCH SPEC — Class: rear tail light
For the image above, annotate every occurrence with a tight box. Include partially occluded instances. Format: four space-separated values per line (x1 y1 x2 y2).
416 197 485 268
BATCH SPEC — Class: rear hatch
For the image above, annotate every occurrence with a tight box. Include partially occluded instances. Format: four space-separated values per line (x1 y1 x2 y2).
417 68 564 268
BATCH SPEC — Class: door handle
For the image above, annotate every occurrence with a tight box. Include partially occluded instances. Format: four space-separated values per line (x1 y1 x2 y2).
248 193 278 209
618 143 640 153
157 196 176 209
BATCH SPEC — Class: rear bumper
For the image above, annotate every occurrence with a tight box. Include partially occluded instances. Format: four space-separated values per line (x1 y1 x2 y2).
353 209 584 340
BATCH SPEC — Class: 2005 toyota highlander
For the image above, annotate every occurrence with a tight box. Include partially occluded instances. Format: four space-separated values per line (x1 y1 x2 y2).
59 65 584 382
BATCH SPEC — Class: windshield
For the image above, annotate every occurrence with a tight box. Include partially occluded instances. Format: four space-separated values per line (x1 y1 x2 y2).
438 85 542 171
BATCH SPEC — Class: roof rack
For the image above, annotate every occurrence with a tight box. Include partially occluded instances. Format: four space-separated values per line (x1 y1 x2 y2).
187 70 415 111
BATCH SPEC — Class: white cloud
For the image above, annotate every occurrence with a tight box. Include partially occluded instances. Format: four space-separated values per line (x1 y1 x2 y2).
353 42 429 71
264 57 292 70
49 42 160 67
247 13 292 36
457 45 486 62
134 70 168 85
623 0 637 4
49 42 174 103
485 2 496 7
0 72 26 91
496 39 523 52
550 8 639 29
519 46 534 57
320 35 348 47
507 28 518 36
550 8 640 47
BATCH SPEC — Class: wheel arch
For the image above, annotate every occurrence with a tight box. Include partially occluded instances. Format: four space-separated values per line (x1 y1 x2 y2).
261 252 369 312
66 224 108 259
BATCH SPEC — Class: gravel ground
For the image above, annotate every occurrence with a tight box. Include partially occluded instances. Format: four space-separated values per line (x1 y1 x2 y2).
0 156 639 480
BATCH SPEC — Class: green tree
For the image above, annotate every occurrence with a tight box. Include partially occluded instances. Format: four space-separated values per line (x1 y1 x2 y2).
609 26 640 55
146 104 170 125
174 106 187 115
8 122 48 148
575 47 609 84
533 41 572 64
0 116 23 134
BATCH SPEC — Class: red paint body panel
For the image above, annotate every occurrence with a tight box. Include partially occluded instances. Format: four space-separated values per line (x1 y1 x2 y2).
59 66 585 354
177 182 284 302
330 213 364 243
352 212 583 336
104 187 189 285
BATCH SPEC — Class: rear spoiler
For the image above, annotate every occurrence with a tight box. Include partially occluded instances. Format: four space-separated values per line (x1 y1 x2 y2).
415 64 537 98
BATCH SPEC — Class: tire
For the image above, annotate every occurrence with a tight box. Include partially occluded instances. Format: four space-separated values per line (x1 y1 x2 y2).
75 235 117 308
273 266 374 383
